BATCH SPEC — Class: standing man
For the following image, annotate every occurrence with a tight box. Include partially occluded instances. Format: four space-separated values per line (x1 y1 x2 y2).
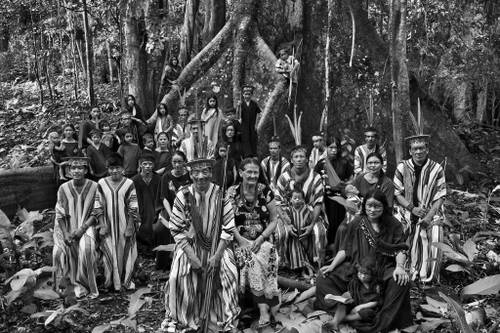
94 153 140 291
179 117 214 162
240 84 261 157
353 126 387 176
53 157 99 298
132 152 162 250
393 129 446 283
162 153 240 332
308 132 327 169
260 136 291 191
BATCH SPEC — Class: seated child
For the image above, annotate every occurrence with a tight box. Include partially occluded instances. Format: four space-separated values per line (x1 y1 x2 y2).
154 132 172 175
117 130 141 178
326 255 381 329
275 48 300 83
344 184 362 224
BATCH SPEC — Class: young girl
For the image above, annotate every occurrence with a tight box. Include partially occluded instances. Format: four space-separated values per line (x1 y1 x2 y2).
60 123 82 179
117 130 141 178
154 132 172 175
221 122 243 165
147 103 173 139
125 94 146 124
48 131 66 183
212 143 238 189
201 95 223 147
78 107 101 150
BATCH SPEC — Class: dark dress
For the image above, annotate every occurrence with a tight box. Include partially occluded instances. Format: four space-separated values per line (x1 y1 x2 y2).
315 215 413 332
132 173 162 248
240 100 260 157
352 173 395 208
78 120 98 150
314 157 353 245
86 144 113 180
212 157 236 189
155 171 192 270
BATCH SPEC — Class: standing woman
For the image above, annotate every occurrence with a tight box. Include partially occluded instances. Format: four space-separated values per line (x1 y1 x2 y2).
146 103 173 139
201 94 224 148
125 94 146 124
314 136 353 247
315 190 412 332
227 158 280 328
275 146 326 267
221 122 243 165
156 151 191 270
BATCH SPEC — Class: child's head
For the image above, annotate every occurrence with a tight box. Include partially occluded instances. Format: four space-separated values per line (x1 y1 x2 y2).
120 110 132 126
126 94 136 107
290 187 305 209
224 124 235 139
224 108 237 121
142 133 155 150
279 48 289 60
356 256 376 284
63 124 76 140
48 131 60 144
216 143 227 159
171 150 187 172
123 130 134 144
90 107 101 120
206 95 218 109
312 132 325 149
90 129 102 145
156 132 169 148
345 184 359 198
100 119 111 132
157 103 168 117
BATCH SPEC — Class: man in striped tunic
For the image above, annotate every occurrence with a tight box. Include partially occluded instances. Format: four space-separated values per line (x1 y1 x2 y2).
393 135 446 282
260 136 290 191
275 146 326 268
308 133 327 169
353 127 387 176
94 153 140 291
53 157 99 298
162 158 239 332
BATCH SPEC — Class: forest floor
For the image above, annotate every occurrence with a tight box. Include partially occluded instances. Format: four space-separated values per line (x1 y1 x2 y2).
0 79 499 333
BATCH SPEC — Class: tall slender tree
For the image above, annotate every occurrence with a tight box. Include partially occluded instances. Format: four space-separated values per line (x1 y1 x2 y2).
82 0 95 106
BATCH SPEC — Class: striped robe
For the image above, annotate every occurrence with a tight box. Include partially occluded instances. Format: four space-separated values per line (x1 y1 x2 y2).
285 205 313 269
53 179 99 298
164 183 239 332
275 169 326 267
179 136 214 162
353 144 387 176
172 122 190 148
94 177 139 291
260 156 291 191
308 147 327 169
393 158 447 282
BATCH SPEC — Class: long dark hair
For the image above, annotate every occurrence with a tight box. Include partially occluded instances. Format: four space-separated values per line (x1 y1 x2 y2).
156 103 169 117
360 189 392 218
365 151 385 178
326 136 342 160
206 94 218 109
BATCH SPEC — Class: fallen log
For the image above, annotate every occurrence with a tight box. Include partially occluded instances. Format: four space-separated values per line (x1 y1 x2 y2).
0 166 57 218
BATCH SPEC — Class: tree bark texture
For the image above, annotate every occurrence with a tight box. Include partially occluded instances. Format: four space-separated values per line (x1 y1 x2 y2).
202 0 226 47
82 0 95 106
179 0 200 66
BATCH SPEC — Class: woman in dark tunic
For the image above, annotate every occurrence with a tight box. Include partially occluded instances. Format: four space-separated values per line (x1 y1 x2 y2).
314 136 353 246
78 107 102 151
155 151 191 270
315 189 412 332
227 158 280 328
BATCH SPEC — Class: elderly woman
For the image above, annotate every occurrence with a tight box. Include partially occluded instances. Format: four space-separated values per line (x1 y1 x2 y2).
227 158 280 328
275 145 326 268
315 189 412 332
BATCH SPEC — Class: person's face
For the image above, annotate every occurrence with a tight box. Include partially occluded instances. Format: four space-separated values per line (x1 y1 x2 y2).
124 133 134 143
292 151 307 169
327 143 338 159
159 105 167 116
409 141 429 165
226 112 236 120
366 156 382 174
172 155 185 172
140 160 154 174
218 147 227 158
121 115 132 126
357 270 373 284
290 192 305 208
144 139 154 150
101 124 111 132
280 52 288 60
64 127 74 139
91 134 101 145
50 133 60 143
70 165 86 180
239 163 260 185
171 58 178 66
269 142 280 159
225 126 235 138
191 124 199 136
127 97 135 107
108 166 124 181
364 131 377 148
158 135 169 147
90 108 100 119
178 110 188 121
243 91 252 100
191 166 212 192
365 197 384 221
312 136 324 149
208 98 217 107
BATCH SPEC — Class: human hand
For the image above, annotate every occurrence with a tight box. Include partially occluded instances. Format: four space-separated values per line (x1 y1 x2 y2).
319 264 335 276
411 207 427 218
251 236 264 253
392 266 409 286
208 253 222 270
299 224 314 239
99 224 109 237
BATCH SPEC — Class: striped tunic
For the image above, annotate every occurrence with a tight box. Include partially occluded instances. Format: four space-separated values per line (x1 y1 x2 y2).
285 205 313 269
53 179 99 298
275 169 326 267
353 144 387 176
94 177 139 291
260 156 291 191
393 158 447 282
308 147 327 169
164 183 239 332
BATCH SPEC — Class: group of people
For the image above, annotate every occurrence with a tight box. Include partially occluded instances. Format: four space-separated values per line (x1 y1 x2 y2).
50 70 447 332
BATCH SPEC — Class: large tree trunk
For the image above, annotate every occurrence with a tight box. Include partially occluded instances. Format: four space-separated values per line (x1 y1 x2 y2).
125 7 150 115
178 0 200 66
82 0 95 106
201 0 226 47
